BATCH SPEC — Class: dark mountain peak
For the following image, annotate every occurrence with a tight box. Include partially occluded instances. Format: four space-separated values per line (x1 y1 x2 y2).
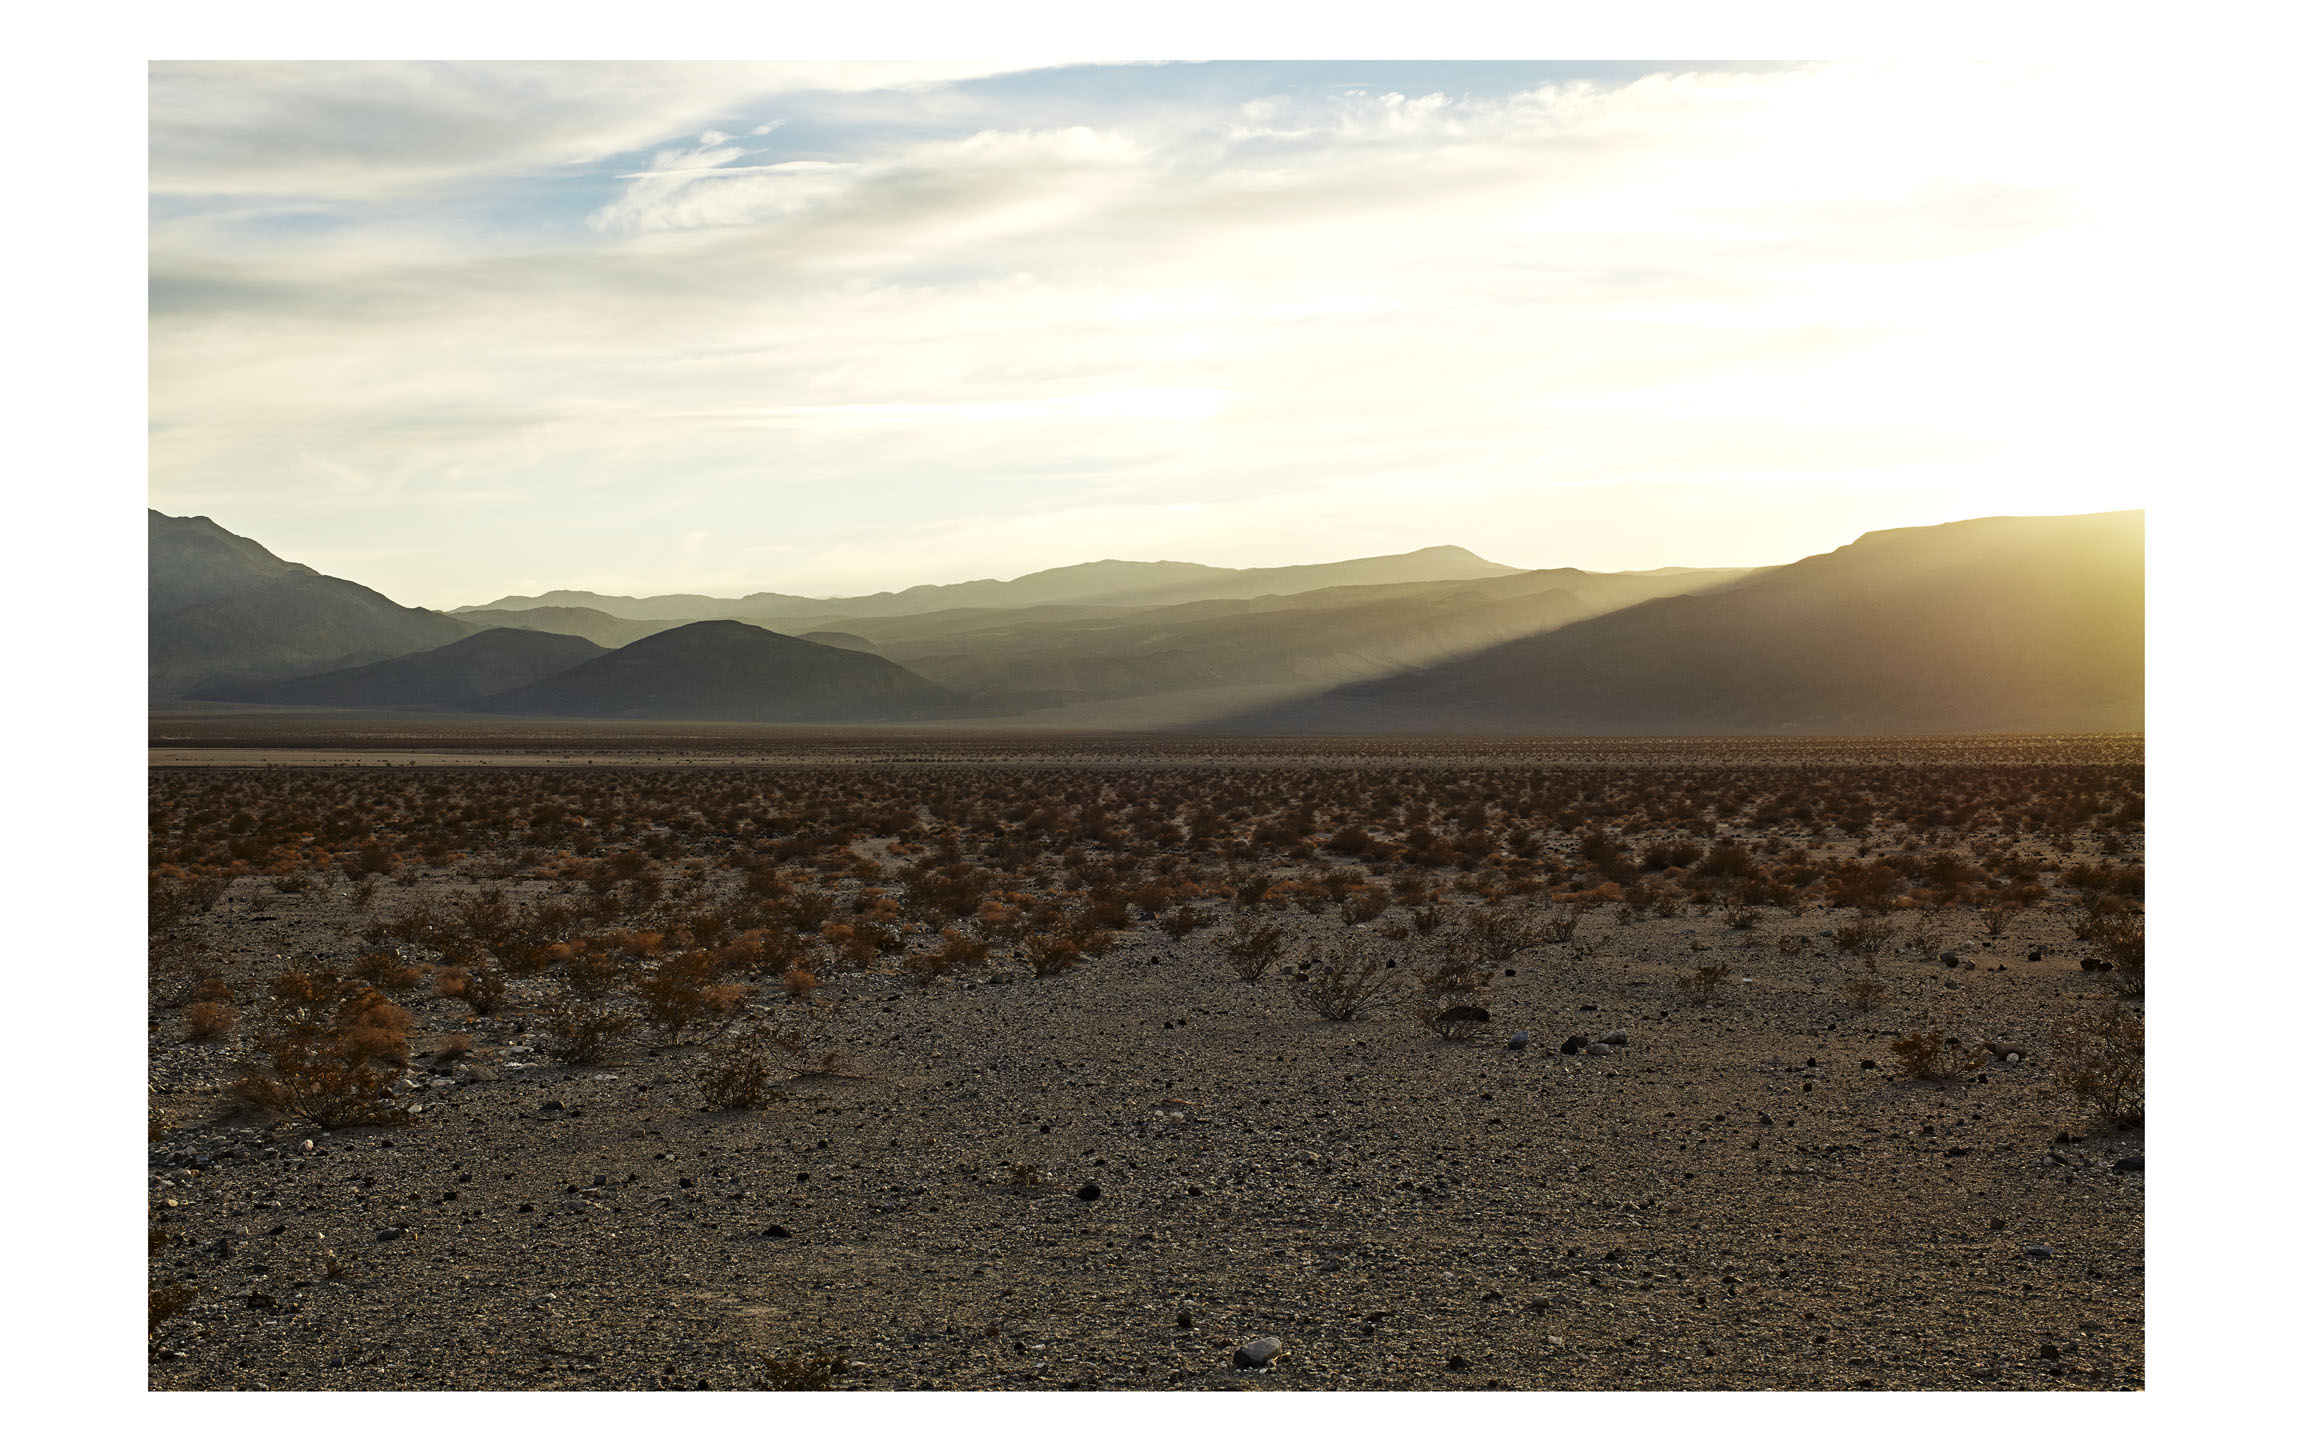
149 510 474 698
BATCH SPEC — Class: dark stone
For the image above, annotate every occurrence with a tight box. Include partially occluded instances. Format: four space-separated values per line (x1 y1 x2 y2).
539 1099 564 1112
1561 1035 1588 1055
762 1224 792 1238
2112 1156 2143 1174
1176 1309 1195 1328
1075 1182 1102 1202
1446 1355 1470 1371
2039 1342 2061 1359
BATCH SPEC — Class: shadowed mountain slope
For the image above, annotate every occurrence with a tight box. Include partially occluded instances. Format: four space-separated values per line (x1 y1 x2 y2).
1219 512 2143 735
149 511 474 698
465 620 962 722
193 628 606 709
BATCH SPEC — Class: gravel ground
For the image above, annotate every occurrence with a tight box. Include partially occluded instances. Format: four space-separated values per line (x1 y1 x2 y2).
149 858 2142 1391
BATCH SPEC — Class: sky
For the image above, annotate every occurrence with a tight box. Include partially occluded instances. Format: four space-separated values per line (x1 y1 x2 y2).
148 59 2159 609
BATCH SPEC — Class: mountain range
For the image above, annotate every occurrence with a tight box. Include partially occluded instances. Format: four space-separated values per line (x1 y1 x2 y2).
147 508 2144 732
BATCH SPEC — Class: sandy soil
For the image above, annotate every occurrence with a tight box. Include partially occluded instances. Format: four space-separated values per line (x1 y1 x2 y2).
147 742 2142 1391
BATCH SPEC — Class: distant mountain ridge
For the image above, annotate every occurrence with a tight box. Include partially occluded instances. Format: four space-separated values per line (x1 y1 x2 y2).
459 545 1521 622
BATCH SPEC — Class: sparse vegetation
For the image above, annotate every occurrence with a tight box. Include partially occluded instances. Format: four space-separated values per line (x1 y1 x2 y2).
1887 1028 1988 1084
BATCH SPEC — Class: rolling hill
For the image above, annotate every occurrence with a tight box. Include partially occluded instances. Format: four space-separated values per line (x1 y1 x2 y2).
1221 512 2143 734
464 620 962 722
193 628 607 709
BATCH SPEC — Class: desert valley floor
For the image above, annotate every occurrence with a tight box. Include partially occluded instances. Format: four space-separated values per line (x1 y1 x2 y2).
147 733 2144 1391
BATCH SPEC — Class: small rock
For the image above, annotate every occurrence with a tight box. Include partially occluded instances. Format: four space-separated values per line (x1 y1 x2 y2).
1990 1218 2006 1231
1445 1354 1470 1371
2039 1342 2062 1359
2024 1244 2054 1260
1586 1042 1615 1058
1175 1309 1195 1328
1506 1031 1530 1051
762 1224 792 1238
1561 1035 1588 1055
2112 1156 2143 1174
374 1227 405 1242
1597 1029 1628 1047
1234 1336 1283 1369
1075 1182 1101 1202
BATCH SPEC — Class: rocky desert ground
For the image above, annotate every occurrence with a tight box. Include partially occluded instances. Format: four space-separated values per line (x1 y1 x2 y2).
146 735 2144 1391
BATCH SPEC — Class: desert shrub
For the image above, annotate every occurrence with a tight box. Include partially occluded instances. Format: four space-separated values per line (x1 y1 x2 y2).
1534 900 1584 945
1722 904 1760 931
183 1001 235 1042
1221 916 1285 981
539 997 633 1065
697 1036 784 1110
1831 917 1896 958
558 943 626 999
781 967 820 1001
1461 907 1536 966
1419 1002 1491 1042
1005 1161 1049 1189
1157 904 1210 939
1981 903 2017 938
1887 1028 1987 1083
1413 944 1489 997
230 1028 413 1131
761 1353 851 1390
1295 948 1396 1020
910 928 990 982
1839 959 1888 1011
460 963 508 1016
431 965 471 1001
1674 963 1733 1004
150 872 231 930
1340 885 1391 926
2051 1002 2144 1128
637 954 750 1041
333 987 415 1068
2085 911 2145 996
1023 930 1081 978
1231 870 1276 908
1641 839 1703 870
350 948 427 995
1410 904 1445 936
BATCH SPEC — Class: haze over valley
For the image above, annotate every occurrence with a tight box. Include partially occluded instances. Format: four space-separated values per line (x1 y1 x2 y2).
151 508 2141 734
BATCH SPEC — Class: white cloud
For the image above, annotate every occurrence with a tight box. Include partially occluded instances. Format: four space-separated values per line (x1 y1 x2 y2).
147 62 2157 607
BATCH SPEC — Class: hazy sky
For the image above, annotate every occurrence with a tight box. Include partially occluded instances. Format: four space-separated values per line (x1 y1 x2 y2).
149 60 2153 608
